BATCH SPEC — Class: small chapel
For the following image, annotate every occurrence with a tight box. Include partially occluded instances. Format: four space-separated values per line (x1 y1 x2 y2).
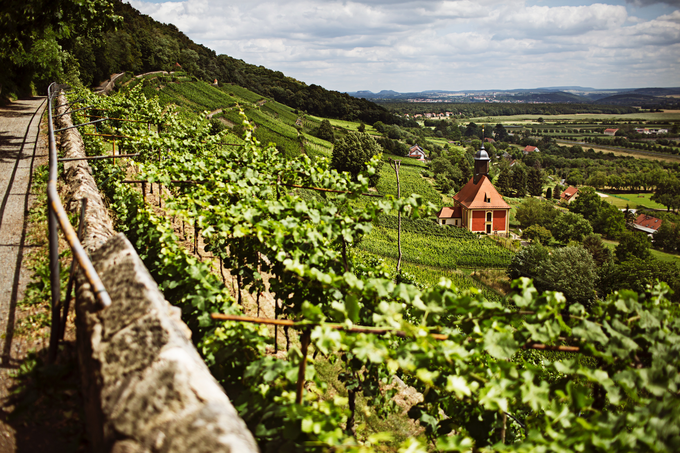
436 145 510 234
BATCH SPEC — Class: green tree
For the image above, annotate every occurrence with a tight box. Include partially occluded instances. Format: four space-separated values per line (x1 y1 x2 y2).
496 166 513 197
507 243 550 280
512 164 528 197
582 233 613 267
652 176 680 212
551 211 593 243
538 245 597 307
315 119 335 142
331 131 383 186
493 123 508 141
515 198 555 229
599 258 680 302
527 163 545 197
522 225 553 244
653 221 679 253
615 230 651 262
553 183 562 200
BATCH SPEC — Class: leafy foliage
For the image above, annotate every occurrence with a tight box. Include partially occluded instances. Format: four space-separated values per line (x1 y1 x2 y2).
72 86 680 453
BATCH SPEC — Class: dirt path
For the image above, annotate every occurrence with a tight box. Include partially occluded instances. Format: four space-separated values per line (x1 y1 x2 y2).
0 97 47 451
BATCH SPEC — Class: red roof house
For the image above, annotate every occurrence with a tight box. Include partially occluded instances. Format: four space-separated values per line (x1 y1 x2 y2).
604 128 619 136
633 214 663 234
523 145 539 154
438 145 510 234
560 186 579 204
408 145 427 161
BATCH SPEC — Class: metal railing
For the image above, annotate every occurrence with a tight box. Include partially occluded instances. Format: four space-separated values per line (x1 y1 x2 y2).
47 82 111 362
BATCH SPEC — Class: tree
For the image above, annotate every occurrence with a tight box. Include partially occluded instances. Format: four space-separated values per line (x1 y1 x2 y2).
615 230 651 262
654 221 679 253
570 186 602 223
357 123 366 133
512 164 528 197
522 225 552 244
553 183 562 200
507 243 550 281
464 122 481 139
493 123 508 141
496 166 513 197
651 176 680 212
551 211 593 243
331 131 383 186
515 198 555 230
582 233 613 267
527 163 545 197
586 171 607 190
599 258 680 302
315 119 335 142
538 246 597 307
546 187 552 199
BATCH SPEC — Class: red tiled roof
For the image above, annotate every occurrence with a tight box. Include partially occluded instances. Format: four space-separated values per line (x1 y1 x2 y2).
437 206 462 219
604 128 618 133
561 186 578 200
523 145 538 153
453 175 510 210
635 214 662 230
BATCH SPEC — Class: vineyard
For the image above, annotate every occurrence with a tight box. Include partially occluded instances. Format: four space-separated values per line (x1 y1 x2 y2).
360 224 514 269
63 85 680 453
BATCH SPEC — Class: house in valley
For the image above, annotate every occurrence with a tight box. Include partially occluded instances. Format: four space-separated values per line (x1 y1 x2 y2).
523 145 539 154
436 145 510 234
561 186 579 204
633 214 663 235
408 144 427 161
604 128 619 136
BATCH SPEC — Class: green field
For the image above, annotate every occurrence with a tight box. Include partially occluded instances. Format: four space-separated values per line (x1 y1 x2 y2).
600 192 667 210
603 239 680 264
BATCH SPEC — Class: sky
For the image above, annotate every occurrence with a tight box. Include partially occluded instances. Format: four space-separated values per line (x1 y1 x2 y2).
129 0 680 93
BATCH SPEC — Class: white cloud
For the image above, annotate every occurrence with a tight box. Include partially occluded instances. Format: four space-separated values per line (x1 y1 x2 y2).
129 0 680 91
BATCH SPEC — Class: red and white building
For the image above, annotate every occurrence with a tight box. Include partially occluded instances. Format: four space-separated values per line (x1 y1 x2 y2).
437 146 510 234
408 144 427 161
523 145 539 154
560 186 579 204
633 214 663 235
604 128 619 136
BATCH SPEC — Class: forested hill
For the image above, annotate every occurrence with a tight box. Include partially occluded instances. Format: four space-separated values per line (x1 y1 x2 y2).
1 0 408 125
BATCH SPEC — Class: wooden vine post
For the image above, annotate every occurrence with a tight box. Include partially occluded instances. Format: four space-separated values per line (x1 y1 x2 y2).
391 159 402 274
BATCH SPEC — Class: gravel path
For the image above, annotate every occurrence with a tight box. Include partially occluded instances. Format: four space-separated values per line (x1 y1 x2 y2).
0 97 47 452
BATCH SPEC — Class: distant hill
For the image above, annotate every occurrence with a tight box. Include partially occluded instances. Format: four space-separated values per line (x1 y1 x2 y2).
348 86 680 108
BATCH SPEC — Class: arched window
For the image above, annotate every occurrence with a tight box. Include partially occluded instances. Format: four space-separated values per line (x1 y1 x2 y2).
486 212 492 222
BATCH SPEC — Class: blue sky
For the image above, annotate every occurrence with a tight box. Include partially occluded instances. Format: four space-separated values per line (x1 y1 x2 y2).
129 0 680 92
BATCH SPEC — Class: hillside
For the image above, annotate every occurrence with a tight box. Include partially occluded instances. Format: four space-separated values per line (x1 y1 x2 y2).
1 0 410 127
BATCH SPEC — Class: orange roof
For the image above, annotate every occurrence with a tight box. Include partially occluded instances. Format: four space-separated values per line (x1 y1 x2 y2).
437 206 462 218
453 175 510 210
561 186 578 200
524 145 538 153
635 214 662 230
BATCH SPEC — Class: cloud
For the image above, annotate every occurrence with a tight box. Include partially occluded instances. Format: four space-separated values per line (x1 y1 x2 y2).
129 0 680 91
626 0 680 7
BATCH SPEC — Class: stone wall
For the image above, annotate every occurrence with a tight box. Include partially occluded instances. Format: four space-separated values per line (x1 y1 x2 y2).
56 95 259 453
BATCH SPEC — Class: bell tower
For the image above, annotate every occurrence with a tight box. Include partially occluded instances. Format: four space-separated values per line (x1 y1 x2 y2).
473 144 490 184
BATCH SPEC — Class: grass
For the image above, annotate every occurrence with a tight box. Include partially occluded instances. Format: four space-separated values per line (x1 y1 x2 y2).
602 239 680 264
601 192 667 210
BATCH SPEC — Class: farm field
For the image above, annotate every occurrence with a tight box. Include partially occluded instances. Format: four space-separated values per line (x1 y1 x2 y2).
376 160 442 206
600 192 667 210
555 140 680 163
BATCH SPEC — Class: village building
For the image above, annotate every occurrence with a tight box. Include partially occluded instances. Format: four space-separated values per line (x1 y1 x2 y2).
436 145 510 234
560 186 579 204
633 214 663 235
523 145 540 154
604 128 619 136
408 144 427 161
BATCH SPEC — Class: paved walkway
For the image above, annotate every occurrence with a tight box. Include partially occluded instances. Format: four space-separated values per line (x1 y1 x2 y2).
0 97 46 365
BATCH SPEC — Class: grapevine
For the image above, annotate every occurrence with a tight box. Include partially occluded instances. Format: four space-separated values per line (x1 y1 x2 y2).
66 86 680 453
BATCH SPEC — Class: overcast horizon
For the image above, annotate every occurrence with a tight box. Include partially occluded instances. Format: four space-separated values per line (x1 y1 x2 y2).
129 0 680 93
